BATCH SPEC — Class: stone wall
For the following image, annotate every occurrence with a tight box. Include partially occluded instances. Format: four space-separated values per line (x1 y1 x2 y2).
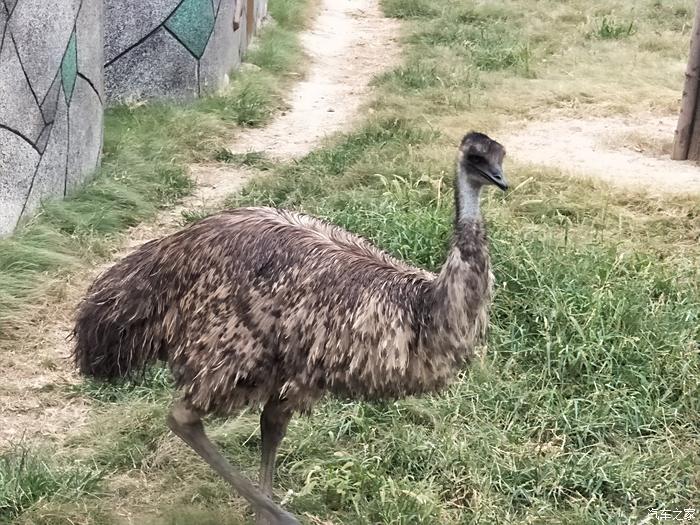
105 0 268 103
0 0 104 236
0 0 267 236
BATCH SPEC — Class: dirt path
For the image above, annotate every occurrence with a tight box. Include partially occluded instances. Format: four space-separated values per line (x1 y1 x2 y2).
0 0 399 448
503 115 700 195
232 0 399 158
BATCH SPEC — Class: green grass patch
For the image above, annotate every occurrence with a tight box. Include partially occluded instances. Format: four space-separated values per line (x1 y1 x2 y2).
375 0 694 120
80 403 169 471
247 0 316 75
267 0 315 28
197 70 279 127
69 366 173 404
0 447 102 522
589 16 638 39
413 16 531 74
248 23 303 75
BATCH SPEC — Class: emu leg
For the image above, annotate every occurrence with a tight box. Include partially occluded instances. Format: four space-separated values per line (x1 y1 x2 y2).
256 399 293 525
167 401 299 525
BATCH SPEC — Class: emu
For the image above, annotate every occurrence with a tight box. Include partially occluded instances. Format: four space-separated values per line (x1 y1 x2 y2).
73 132 507 525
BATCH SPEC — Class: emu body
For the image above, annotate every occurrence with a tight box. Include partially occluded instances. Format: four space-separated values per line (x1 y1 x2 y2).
76 208 490 410
73 132 507 525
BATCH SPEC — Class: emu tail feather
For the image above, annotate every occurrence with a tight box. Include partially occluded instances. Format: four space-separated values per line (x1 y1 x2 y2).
72 245 169 380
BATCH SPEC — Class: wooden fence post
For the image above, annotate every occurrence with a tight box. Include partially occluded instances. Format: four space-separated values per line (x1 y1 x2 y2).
672 0 700 160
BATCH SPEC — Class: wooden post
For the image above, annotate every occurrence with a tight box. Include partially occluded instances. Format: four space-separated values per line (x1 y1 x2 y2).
672 0 700 160
247 0 255 42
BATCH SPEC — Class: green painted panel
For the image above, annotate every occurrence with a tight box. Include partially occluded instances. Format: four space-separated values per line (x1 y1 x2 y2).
165 0 216 59
61 31 77 103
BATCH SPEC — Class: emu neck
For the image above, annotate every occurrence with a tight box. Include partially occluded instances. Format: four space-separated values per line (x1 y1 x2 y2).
452 172 486 260
454 170 482 223
420 173 490 362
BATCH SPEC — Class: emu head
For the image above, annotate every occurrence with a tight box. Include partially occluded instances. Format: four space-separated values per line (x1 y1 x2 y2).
457 132 508 191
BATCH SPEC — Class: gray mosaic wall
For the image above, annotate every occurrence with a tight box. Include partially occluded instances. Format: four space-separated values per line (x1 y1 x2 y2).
0 0 267 235
0 0 104 236
105 0 268 103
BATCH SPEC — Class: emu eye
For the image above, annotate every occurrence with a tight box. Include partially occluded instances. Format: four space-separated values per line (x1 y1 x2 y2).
466 154 484 165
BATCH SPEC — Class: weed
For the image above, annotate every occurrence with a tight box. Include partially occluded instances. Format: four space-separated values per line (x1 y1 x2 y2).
247 0 315 75
414 19 531 73
378 59 478 93
267 0 315 29
73 403 169 470
181 208 217 224
228 74 277 127
590 16 638 39
196 71 277 127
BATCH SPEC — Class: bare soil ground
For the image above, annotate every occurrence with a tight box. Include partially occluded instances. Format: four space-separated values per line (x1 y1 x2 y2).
0 0 400 449
503 115 700 195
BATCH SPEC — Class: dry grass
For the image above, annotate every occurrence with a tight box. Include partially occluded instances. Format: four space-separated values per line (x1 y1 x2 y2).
380 0 691 122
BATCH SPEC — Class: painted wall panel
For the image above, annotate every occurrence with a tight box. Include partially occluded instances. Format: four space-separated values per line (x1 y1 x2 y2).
0 0 104 235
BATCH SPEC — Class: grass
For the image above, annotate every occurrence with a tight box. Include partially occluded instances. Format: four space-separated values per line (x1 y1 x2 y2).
375 0 693 120
382 0 438 19
3 0 700 523
590 16 638 39
69 366 173 404
0 447 101 523
215 150 277 171
197 72 278 127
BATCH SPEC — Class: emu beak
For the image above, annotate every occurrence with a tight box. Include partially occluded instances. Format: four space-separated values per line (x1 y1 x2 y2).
485 166 508 191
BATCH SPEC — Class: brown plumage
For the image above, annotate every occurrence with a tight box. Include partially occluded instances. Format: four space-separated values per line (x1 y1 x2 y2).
73 131 507 525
